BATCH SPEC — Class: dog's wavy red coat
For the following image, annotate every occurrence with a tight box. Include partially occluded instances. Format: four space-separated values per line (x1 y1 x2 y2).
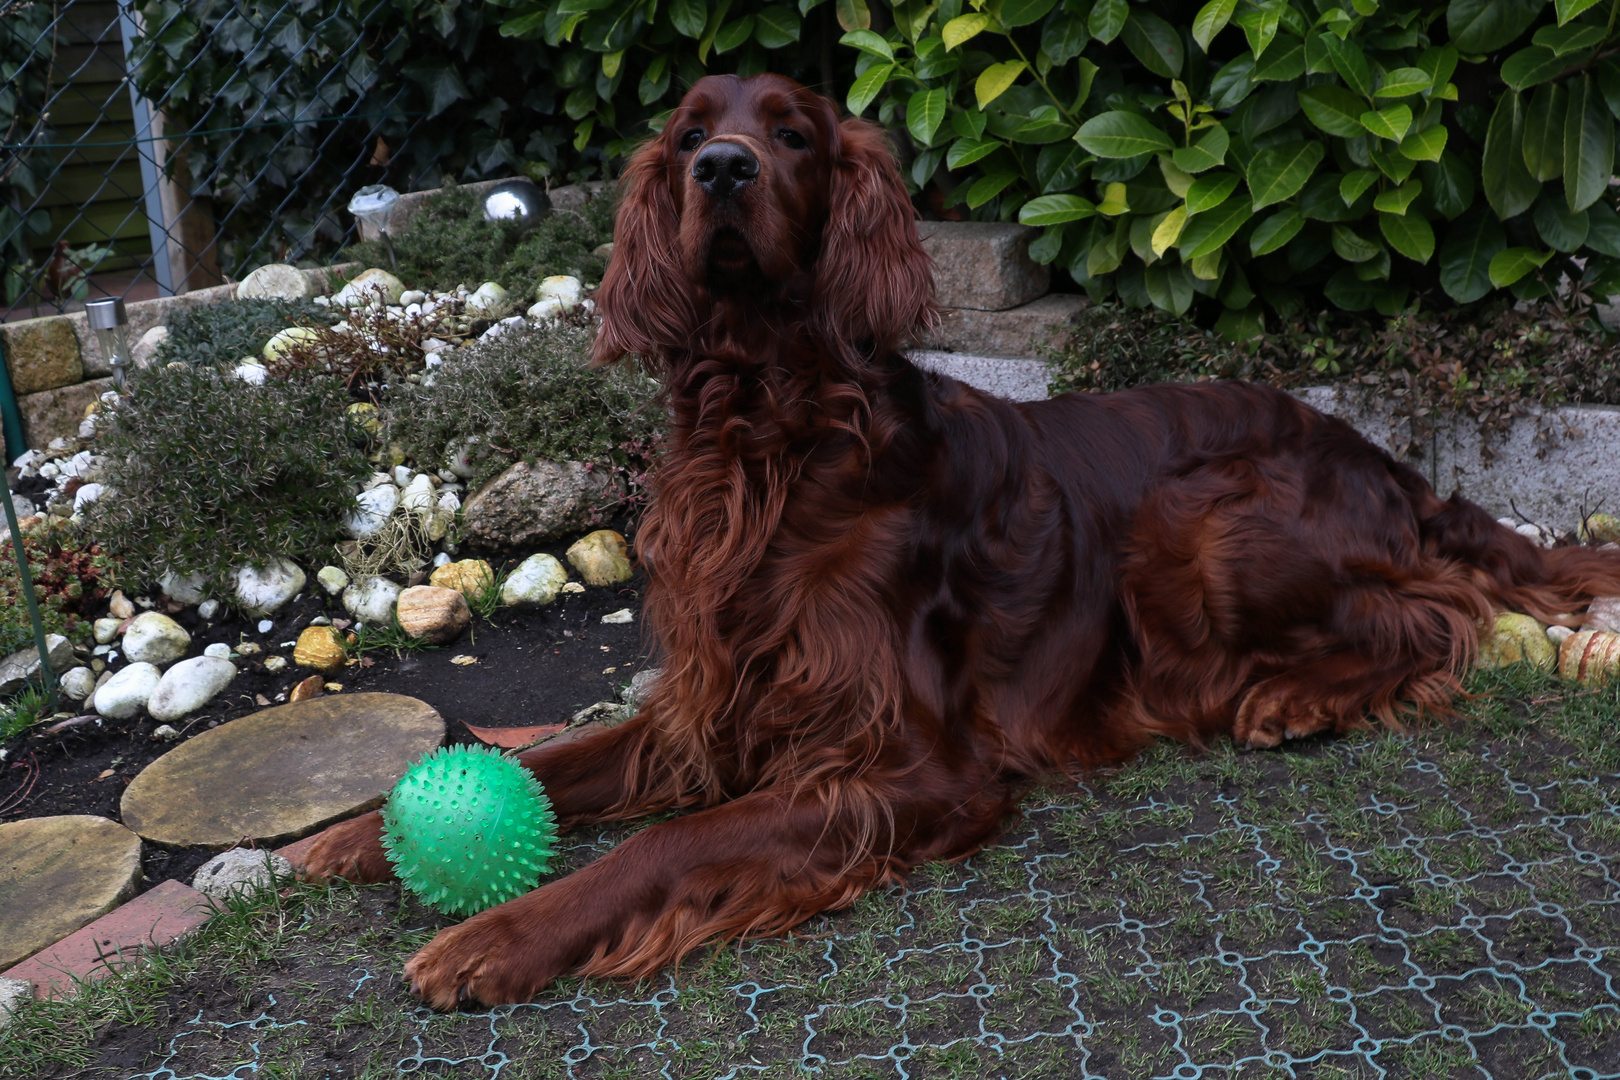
299 74 1620 1008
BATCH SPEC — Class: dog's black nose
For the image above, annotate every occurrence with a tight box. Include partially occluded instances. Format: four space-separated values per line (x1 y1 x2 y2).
691 142 758 199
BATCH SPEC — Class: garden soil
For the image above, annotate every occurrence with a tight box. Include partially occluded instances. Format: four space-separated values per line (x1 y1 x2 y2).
0 525 654 895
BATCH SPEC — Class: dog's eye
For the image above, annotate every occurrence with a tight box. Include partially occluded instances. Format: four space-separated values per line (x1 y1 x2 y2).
679 129 704 152
778 128 808 150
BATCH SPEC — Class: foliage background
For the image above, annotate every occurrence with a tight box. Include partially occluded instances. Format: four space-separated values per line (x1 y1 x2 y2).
114 0 1620 326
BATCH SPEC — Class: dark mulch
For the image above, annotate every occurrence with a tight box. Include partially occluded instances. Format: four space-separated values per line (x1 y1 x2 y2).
0 526 653 894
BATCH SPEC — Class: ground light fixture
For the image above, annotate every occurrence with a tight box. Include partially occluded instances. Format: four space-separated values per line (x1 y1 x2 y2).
348 184 402 267
86 297 131 391
482 178 551 228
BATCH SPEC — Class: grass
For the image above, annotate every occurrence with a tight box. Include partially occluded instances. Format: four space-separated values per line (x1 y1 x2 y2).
2 663 1618 1079
0 681 51 739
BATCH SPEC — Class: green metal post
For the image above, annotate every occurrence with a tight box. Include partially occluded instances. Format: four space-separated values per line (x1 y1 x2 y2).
0 336 57 710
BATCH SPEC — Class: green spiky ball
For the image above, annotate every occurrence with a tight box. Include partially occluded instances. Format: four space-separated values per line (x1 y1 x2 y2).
381 744 558 917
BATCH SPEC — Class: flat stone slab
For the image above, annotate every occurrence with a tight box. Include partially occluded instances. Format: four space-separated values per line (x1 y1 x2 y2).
909 351 1051 403
120 692 444 848
1 880 213 999
0 815 143 969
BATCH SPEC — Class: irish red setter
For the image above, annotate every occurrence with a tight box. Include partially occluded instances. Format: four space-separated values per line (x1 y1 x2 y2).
301 73 1620 1008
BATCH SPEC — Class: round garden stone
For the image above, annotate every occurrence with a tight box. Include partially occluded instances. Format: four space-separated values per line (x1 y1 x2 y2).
122 611 191 666
0 815 143 969
147 656 237 722
119 692 444 847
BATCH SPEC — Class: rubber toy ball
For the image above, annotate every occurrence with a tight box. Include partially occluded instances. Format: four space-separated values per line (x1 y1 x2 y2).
380 744 558 916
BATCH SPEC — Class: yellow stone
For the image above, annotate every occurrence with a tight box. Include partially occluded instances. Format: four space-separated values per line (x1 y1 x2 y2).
429 558 494 599
0 316 83 395
346 402 381 436
1477 613 1555 671
566 529 633 586
1580 513 1620 544
292 626 347 673
120 693 444 847
0 815 142 969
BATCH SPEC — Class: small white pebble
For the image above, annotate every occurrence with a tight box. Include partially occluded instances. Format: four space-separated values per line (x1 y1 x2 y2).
264 656 288 673
152 724 181 741
310 615 331 626
198 599 220 620
433 552 452 567
204 643 232 659
1547 625 1575 645
257 619 273 633
280 640 297 649
601 608 634 625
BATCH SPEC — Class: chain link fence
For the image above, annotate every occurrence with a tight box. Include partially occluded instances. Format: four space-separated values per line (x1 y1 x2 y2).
1 0 426 322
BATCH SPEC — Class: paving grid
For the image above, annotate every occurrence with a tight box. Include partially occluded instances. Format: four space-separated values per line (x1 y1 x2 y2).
40 679 1620 1079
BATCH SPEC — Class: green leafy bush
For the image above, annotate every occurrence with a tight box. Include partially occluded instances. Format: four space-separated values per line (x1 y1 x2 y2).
156 298 333 368
487 0 1620 328
344 183 617 295
83 365 370 595
384 321 662 492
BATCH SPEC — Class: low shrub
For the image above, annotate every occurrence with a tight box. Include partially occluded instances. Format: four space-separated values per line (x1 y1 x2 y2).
1049 296 1620 462
82 365 370 596
384 320 661 494
155 298 333 369
345 183 616 299
0 529 112 656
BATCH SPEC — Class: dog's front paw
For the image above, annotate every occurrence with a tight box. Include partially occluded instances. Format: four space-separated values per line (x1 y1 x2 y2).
295 811 396 883
405 904 572 1009
1234 682 1334 750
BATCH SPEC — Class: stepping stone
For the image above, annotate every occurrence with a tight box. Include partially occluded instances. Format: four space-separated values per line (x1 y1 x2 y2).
120 692 445 848
0 815 143 970
1 880 213 999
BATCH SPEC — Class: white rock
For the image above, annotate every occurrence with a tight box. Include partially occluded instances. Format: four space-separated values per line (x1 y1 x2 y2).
317 566 351 595
234 557 306 616
262 326 320 364
432 552 452 567
526 296 569 321
393 465 413 487
59 450 93 479
466 280 510 315
160 569 207 605
263 656 288 673
445 438 479 479
237 263 317 301
234 362 269 385
257 619 273 633
400 473 436 519
601 608 634 625
399 289 426 306
0 634 75 695
93 662 162 719
501 553 569 607
192 847 294 902
127 325 169 370
0 976 31 1023
152 724 181 740
344 483 398 540
1515 522 1555 547
204 643 233 659
343 576 402 624
72 482 103 513
198 598 220 621
59 665 98 701
37 461 59 480
92 618 121 645
122 612 191 666
623 666 661 708
537 274 583 306
331 268 405 307
147 656 236 722
1548 624 1576 645
362 471 393 491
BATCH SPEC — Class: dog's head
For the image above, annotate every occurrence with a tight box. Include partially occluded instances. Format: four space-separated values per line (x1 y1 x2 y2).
591 74 935 369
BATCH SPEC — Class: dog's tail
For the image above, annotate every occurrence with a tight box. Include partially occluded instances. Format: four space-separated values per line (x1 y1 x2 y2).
1411 481 1620 625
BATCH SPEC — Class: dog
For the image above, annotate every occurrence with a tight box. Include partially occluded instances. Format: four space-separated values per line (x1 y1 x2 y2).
299 73 1620 1008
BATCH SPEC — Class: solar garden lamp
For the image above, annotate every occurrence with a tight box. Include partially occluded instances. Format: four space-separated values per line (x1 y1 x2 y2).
349 184 401 267
85 297 131 391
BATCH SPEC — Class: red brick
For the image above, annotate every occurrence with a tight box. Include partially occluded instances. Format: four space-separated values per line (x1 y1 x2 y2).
0 880 214 999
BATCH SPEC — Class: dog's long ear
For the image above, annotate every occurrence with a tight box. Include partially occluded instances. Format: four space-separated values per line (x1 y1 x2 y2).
591 130 695 371
812 116 937 359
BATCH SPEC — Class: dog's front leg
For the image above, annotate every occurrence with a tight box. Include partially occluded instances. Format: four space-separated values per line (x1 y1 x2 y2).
296 713 675 883
403 782 944 1008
